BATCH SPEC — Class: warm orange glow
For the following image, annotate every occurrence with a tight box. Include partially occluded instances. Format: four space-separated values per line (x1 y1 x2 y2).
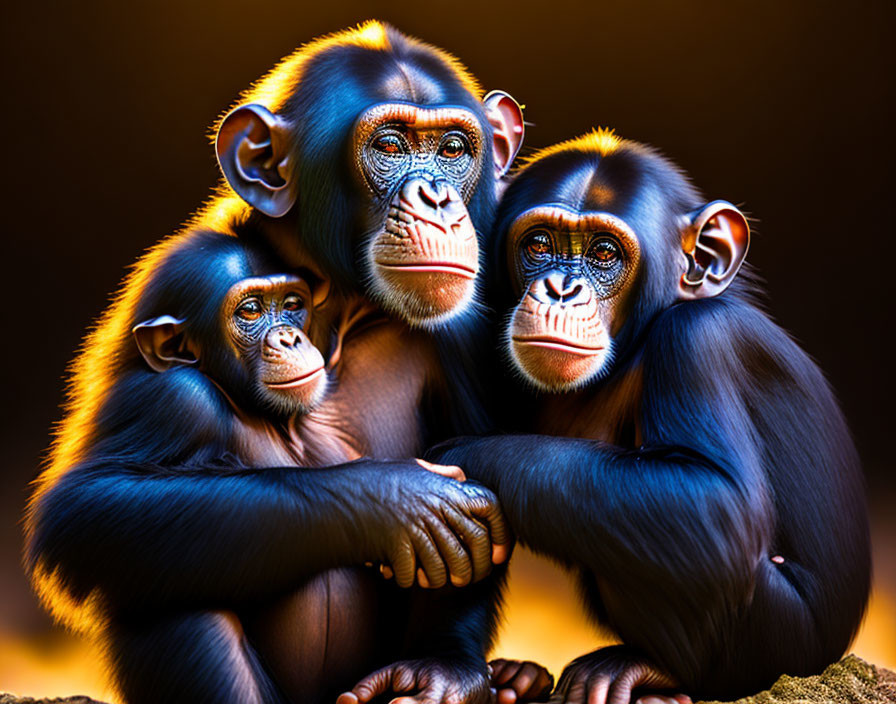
490 549 618 676
488 548 896 682
851 586 896 671
0 630 117 703
25 22 494 632
520 128 623 172
212 19 485 138
2 549 893 700
23 197 247 632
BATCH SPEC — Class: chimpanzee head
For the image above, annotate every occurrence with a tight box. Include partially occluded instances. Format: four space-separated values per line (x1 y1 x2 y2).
496 130 750 392
214 21 524 329
133 237 329 418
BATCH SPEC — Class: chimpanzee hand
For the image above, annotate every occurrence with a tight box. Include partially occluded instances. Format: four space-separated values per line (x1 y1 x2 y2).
375 459 473 588
351 460 510 590
336 658 492 704
549 646 690 704
490 658 554 703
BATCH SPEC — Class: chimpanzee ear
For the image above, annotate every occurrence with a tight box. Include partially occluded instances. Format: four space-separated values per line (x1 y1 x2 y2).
215 104 297 217
678 200 750 300
132 316 198 373
310 278 331 309
483 91 525 178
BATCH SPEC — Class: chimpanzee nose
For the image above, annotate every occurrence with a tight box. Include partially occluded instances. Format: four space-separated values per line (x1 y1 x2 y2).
264 326 302 352
539 272 589 306
401 175 454 211
416 178 451 209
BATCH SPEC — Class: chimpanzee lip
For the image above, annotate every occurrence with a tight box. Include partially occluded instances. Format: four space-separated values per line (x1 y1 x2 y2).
512 336 605 356
264 366 325 389
377 262 478 279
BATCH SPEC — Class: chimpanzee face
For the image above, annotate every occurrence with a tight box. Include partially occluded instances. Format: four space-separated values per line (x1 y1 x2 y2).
352 103 487 328
500 132 751 394
221 275 328 416
505 205 642 392
216 85 523 331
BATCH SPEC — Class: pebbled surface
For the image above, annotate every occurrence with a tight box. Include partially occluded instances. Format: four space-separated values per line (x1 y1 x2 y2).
696 655 896 704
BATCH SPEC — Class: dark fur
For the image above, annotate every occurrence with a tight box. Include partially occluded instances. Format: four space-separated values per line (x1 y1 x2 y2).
25 24 506 704
429 139 871 700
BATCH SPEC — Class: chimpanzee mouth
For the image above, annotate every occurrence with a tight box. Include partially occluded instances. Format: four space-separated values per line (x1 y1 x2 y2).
377 262 478 279
512 336 605 356
264 366 326 389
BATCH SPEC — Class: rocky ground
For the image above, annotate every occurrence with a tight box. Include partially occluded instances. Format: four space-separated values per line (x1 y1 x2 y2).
2 655 894 704
698 655 896 703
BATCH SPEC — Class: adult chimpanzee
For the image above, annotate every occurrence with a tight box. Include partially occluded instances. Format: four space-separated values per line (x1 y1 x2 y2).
25 21 535 704
427 130 871 703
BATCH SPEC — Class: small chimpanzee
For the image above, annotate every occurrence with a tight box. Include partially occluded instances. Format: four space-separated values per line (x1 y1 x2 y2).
28 230 513 704
427 130 871 703
25 22 538 704
133 266 329 422
132 233 514 702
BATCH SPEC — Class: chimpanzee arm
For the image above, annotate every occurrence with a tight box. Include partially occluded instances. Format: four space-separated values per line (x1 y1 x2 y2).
26 368 507 617
428 307 772 586
426 301 797 690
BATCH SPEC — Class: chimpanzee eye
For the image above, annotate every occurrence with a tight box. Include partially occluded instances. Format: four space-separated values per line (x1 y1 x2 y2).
235 298 263 321
439 135 467 159
282 293 304 312
587 236 621 267
523 230 553 259
372 133 405 155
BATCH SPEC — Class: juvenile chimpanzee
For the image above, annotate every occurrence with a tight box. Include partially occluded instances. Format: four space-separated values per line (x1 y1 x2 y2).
28 230 511 704
25 22 535 704
427 130 871 703
132 233 515 702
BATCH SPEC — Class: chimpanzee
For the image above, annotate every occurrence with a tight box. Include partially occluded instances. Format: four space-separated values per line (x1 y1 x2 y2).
128 232 517 701
24 22 538 704
426 129 871 703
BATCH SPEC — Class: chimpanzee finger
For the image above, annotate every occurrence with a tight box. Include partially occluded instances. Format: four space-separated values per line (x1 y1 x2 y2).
551 678 584 704
606 672 635 704
415 458 467 482
409 525 448 589
497 688 519 704
442 505 491 583
586 675 611 704
466 493 512 564
490 658 524 685
509 661 553 700
424 512 471 587
532 665 555 700
389 535 417 589
336 666 393 704
394 671 450 704
337 662 415 704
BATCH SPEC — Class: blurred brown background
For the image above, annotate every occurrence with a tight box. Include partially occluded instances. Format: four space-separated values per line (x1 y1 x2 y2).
1 1 893 699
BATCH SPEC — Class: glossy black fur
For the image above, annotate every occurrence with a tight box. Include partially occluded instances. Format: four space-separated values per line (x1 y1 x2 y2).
260 24 499 435
25 26 506 704
276 27 498 280
27 231 504 704
430 141 871 700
